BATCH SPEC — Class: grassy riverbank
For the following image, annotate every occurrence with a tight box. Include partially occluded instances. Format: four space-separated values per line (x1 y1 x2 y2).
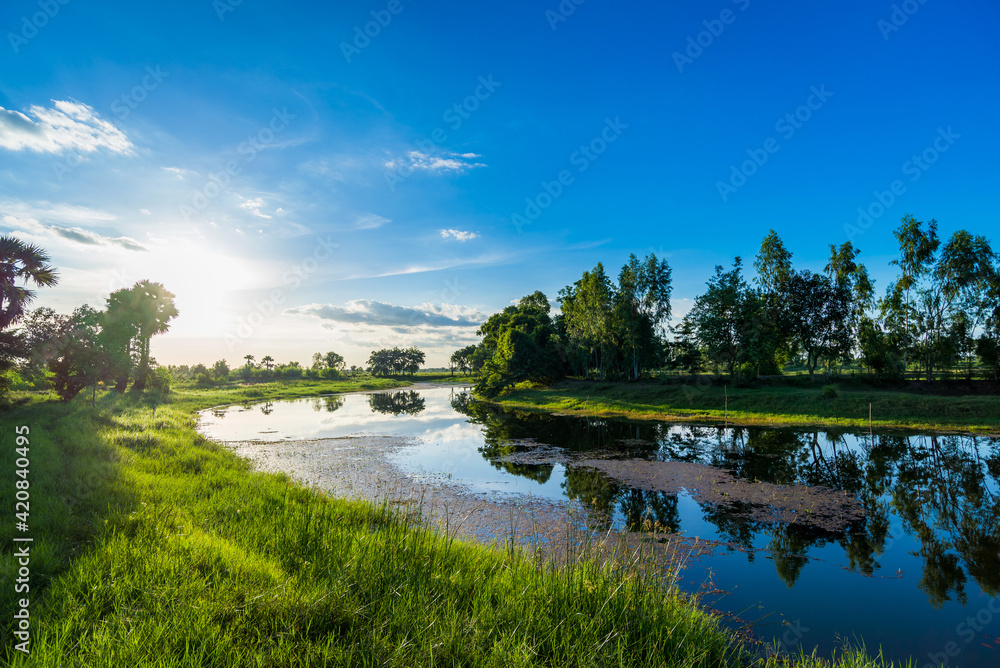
2 381 901 666
487 379 1000 434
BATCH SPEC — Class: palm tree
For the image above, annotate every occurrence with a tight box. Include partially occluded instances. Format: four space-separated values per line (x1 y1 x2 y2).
0 235 59 329
261 355 274 371
244 354 255 367
106 280 178 392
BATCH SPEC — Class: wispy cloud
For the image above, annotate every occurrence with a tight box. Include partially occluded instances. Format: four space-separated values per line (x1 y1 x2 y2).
0 100 133 154
162 166 194 179
384 150 485 174
287 300 485 328
0 200 117 225
0 200 145 251
565 238 612 251
238 196 272 219
440 229 479 241
354 213 390 230
340 251 515 280
2 213 146 251
49 225 147 250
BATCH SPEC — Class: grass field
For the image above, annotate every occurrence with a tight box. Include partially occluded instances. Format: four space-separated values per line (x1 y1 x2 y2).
1 380 906 666
486 378 1000 434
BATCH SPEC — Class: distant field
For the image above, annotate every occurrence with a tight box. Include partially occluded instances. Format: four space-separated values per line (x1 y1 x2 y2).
487 378 1000 434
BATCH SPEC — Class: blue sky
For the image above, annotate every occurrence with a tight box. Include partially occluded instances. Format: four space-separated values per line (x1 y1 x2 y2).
1 0 998 367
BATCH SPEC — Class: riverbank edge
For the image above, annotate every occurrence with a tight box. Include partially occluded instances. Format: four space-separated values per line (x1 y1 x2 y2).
0 380 898 666
479 380 1000 436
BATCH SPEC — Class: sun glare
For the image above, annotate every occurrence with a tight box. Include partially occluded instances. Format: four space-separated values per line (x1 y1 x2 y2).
136 241 263 336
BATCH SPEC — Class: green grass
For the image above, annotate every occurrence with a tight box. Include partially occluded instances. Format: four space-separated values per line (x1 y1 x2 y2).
486 379 1000 434
166 376 410 412
1 382 905 666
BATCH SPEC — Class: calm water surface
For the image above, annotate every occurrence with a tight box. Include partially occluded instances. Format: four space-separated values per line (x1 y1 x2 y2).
197 387 1000 667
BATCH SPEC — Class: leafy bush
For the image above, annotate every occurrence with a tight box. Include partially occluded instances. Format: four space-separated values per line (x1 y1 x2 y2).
194 373 217 387
147 366 172 394
822 384 839 399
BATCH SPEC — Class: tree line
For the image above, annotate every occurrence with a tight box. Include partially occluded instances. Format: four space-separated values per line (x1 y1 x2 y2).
459 215 1000 397
1 234 180 402
1 234 431 401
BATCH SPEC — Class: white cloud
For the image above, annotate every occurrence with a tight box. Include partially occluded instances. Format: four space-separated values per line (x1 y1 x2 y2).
0 200 117 225
238 196 272 219
0 100 133 154
354 213 390 230
48 226 147 251
0 200 145 251
162 166 194 179
287 300 485 328
440 229 479 241
384 150 486 174
1 213 145 251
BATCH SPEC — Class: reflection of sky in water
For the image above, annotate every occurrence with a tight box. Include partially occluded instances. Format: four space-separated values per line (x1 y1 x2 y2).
197 388 567 499
198 387 1000 667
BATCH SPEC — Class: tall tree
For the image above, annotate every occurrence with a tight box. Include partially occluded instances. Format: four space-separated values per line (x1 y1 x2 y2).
403 347 425 374
473 293 564 396
616 253 672 379
323 351 346 371
922 230 996 380
753 230 793 295
105 281 178 391
0 235 59 329
780 271 852 380
752 231 796 374
889 215 940 373
450 345 477 374
686 258 747 378
825 241 875 361
559 264 615 379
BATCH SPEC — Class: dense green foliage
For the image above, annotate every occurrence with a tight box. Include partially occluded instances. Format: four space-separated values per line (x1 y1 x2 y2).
0 235 59 402
474 291 566 396
457 215 1000 394
367 346 426 376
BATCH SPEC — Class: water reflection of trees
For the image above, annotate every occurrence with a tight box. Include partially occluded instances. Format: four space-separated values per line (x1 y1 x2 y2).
310 395 345 413
452 395 1000 605
368 390 425 416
